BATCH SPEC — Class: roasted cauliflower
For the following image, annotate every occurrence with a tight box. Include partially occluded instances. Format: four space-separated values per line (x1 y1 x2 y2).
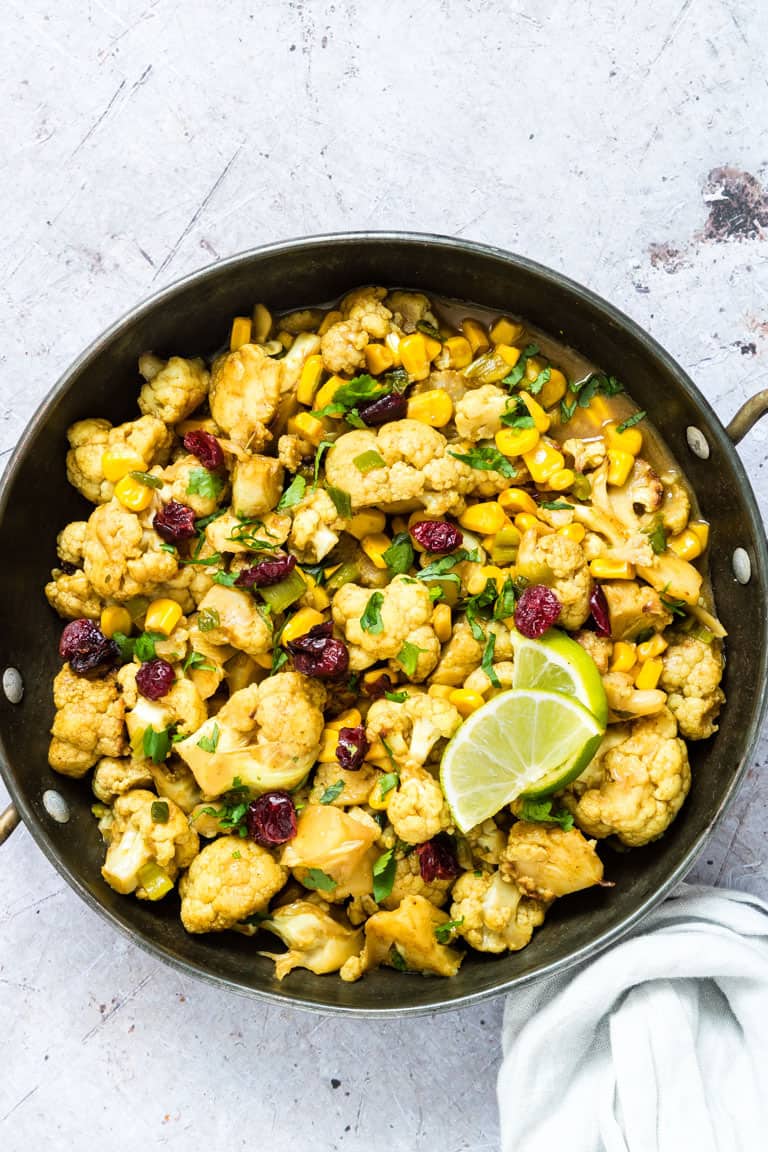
101 789 199 898
450 871 546 953
138 353 210 424
66 415 172 504
179 835 286 932
660 634 725 739
333 575 441 677
49 665 126 777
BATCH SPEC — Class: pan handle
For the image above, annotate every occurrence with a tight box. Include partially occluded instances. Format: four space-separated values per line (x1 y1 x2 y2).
726 390 768 445
0 803 20 845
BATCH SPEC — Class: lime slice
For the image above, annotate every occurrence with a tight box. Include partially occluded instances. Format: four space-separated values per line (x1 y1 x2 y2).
440 688 604 832
510 628 608 728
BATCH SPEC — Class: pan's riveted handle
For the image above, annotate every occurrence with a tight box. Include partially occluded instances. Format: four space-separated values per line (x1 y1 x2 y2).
726 389 768 445
0 803 20 845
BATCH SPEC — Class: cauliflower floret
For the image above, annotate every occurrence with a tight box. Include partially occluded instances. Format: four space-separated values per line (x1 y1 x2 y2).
333 575 441 678
562 437 606 473
660 634 725 739
193 585 272 658
275 332 323 394
450 871 546 953
101 789 199 897
465 817 507 868
281 804 379 900
385 291 438 334
387 767 453 845
324 420 477 516
590 457 663 534
205 510 290 556
515 530 592 630
500 822 604 900
119 663 208 748
464 660 516 696
65 415 173 504
149 758 203 813
208 344 282 448
660 477 691 536
601 580 673 641
563 707 690 846
231 455 284 518
92 756 153 803
260 899 364 979
179 835 286 932
454 385 509 441
49 665 126 777
430 618 513 686
365 692 461 769
340 286 393 339
380 851 453 910
320 320 368 375
138 354 210 425
176 672 325 797
277 309 324 334
83 500 178 601
289 488 345 563
308 760 382 807
340 894 463 981
603 670 667 718
573 630 613 675
278 433 312 472
56 521 88 567
160 453 227 518
45 568 102 620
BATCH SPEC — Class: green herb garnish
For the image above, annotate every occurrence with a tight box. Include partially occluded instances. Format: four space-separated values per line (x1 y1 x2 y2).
313 440 334 487
528 366 551 396
379 772 399 799
112 632 135 662
518 797 574 831
481 631 500 687
211 569 239 587
434 917 464 944
388 945 407 971
301 868 337 893
383 532 415 575
415 320 442 341
277 474 306 510
647 519 668 555
187 468 225 501
465 577 498 641
183 650 216 674
129 470 163 489
360 591 385 634
500 395 536 429
540 501 574 511
385 690 408 703
326 486 352 518
661 594 688 618
616 410 646 433
150 800 169 823
320 780 345 805
134 631 166 662
142 725 172 764
449 446 517 479
196 722 220 754
417 548 478 586
198 607 220 632
560 372 624 423
396 640 426 677
372 848 397 903
494 577 517 620
501 343 540 389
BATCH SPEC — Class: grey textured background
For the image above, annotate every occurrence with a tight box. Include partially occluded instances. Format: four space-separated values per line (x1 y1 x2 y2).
2 2 767 1149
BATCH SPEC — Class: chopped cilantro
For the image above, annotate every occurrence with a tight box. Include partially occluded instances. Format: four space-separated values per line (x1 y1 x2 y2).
449 445 517 479
540 500 574 511
417 548 479 586
301 868 337 893
465 577 498 641
134 631 166 662
271 646 289 675
647 518 668 555
326 486 352 518
385 690 408 703
183 650 216 674
415 320 442 341
159 543 177 555
383 532 415 575
360 591 385 634
313 440 334 487
319 780 345 805
500 395 536 429
561 372 624 424
434 917 464 944
186 468 225 501
388 945 407 971
142 725 172 764
661 594 688 618
277 474 307 510
211 569 239 587
196 722 220 754
528 366 551 396
372 847 397 903
501 343 540 389
112 631 135 662
396 640 426 677
194 509 226 533
481 631 501 687
518 798 574 831
616 410 646 433
379 772 399 799
494 576 517 620
380 739 397 769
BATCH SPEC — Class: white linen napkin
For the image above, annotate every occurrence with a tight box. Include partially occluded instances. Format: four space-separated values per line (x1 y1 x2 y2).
498 884 768 1152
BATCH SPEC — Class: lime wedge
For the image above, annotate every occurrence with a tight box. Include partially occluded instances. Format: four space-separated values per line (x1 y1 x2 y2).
510 628 608 728
440 688 604 832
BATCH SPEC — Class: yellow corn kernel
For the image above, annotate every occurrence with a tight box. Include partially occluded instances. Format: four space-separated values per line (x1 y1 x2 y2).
432 602 452 643
459 502 507 535
606 449 635 487
525 356 547 383
100 605 132 639
347 510 386 540
584 394 614 425
490 317 524 345
252 303 272 344
364 343 395 375
449 688 486 717
478 565 506 592
391 516 408 535
318 730 340 762
523 441 566 484
539 367 567 409
362 667 397 689
277 330 294 351
361 533 392 570
443 335 473 369
424 335 442 362
406 389 453 427
558 522 586 544
428 684 455 700
498 488 539 516
589 558 635 580
281 607 326 645
230 316 252 351
635 657 663 691
289 411 326 446
495 427 541 457
313 374 346 412
668 528 704 562
253 653 274 670
144 598 183 636
637 634 668 661
461 318 490 357
304 581 331 611
610 641 637 673
515 512 553 536
546 467 576 492
604 420 643 456
318 309 343 337
296 354 325 405
368 782 391 811
400 333 431 381
113 473 154 512
496 344 521 369
519 392 551 434
689 521 710 550
327 708 363 731
101 446 147 484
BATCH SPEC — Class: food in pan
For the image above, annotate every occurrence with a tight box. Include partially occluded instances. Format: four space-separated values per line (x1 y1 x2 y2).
44 287 725 981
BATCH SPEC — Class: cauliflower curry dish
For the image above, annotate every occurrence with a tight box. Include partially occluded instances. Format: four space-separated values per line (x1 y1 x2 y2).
45 287 725 983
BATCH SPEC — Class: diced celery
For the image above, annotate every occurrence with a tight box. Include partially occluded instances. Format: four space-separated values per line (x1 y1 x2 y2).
325 560 361 593
259 568 307 613
571 473 591 501
137 862 173 901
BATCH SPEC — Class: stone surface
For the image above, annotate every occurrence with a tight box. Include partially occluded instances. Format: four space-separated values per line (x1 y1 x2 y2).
1 2 767 1148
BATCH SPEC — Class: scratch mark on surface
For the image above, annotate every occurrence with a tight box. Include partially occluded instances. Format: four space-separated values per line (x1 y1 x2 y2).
648 0 696 69
0 976 41 993
1 888 66 924
129 64 153 93
71 80 126 156
81 973 153 1041
0 1085 38 1123
152 148 242 281
136 243 155 267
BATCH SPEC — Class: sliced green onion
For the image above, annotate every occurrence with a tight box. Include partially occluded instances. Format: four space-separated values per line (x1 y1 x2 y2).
258 568 307 613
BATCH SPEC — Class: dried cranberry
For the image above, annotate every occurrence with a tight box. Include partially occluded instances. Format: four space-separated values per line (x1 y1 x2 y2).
357 392 408 426
236 554 296 588
416 835 459 882
514 585 562 639
58 619 118 676
336 725 368 771
361 672 395 699
246 791 297 846
286 621 350 680
154 500 197 543
410 520 462 554
589 583 611 638
136 657 175 700
183 430 225 471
